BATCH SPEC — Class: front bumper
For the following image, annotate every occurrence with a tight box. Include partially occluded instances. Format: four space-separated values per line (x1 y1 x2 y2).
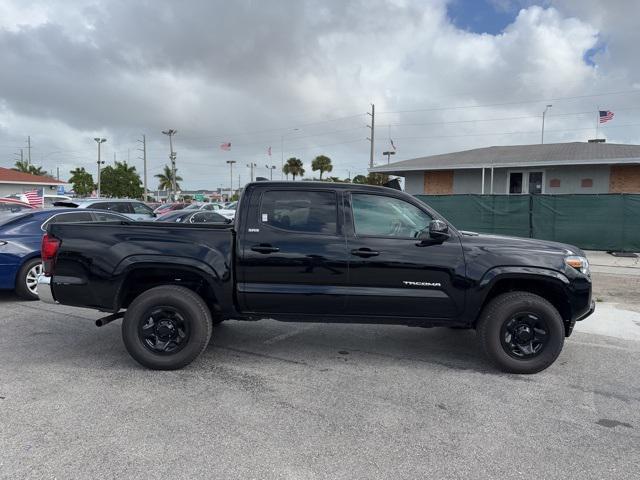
577 300 596 322
565 300 595 337
37 275 58 304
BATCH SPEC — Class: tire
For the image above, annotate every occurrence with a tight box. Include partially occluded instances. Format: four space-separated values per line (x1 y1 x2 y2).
477 291 565 374
15 257 42 301
122 285 212 370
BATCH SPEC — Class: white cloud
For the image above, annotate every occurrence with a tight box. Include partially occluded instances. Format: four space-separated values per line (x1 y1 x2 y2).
0 0 637 189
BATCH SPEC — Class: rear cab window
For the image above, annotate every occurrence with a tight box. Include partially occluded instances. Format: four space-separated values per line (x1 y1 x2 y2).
259 190 338 235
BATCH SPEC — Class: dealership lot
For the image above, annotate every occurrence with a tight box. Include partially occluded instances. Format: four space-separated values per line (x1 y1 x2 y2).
1 280 639 480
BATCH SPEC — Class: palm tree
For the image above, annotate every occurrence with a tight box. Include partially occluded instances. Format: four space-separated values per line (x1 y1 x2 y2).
282 157 304 181
13 160 47 176
155 165 182 191
311 155 332 180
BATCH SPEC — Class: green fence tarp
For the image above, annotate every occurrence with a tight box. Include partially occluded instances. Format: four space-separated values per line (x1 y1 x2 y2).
415 194 640 252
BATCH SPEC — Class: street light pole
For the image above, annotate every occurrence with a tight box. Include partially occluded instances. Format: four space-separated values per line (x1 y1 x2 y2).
246 163 257 182
94 137 106 197
541 104 552 144
226 160 236 200
382 151 395 164
266 164 276 180
162 129 178 200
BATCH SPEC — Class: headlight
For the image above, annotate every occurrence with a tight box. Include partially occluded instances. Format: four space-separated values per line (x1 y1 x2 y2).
565 255 590 276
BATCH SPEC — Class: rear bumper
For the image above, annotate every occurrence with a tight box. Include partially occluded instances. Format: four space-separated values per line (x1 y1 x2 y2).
37 275 57 304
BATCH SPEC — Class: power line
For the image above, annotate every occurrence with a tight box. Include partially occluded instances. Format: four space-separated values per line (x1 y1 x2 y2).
377 89 640 115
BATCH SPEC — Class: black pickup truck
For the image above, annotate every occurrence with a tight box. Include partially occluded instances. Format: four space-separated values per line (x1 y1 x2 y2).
38 182 594 373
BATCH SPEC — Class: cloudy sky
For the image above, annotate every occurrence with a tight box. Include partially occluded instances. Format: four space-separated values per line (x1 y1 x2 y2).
1 0 639 190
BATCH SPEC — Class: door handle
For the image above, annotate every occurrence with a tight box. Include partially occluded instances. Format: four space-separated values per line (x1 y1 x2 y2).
251 244 280 254
350 248 380 258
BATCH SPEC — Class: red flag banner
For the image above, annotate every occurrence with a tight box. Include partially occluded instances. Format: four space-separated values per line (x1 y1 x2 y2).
220 142 231 151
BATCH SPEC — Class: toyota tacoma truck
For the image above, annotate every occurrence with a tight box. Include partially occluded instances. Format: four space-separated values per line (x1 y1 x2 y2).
38 182 594 373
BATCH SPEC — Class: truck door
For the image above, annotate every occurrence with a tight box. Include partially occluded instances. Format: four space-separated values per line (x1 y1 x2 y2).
237 188 349 314
345 192 466 319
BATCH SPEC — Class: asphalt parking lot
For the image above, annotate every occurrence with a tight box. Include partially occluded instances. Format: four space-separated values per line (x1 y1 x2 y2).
1 282 639 479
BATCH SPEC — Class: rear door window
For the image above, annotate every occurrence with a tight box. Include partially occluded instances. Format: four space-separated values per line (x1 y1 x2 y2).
93 202 133 214
92 212 127 222
131 202 153 215
260 190 337 234
41 212 94 230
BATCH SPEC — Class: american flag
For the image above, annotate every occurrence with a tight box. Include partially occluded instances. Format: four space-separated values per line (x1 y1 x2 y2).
220 142 231 151
599 110 614 123
390 139 396 151
24 188 44 207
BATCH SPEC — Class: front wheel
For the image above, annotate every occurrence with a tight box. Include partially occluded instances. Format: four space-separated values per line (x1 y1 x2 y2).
477 292 565 374
122 285 213 370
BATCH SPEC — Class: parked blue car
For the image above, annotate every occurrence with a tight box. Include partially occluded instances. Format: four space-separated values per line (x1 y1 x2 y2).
0 209 129 300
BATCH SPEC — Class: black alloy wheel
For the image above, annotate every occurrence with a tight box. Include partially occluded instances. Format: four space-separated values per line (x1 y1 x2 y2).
477 291 565 374
122 285 213 370
500 312 550 359
139 306 191 355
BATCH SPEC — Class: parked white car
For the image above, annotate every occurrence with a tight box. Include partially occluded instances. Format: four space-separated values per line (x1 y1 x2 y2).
217 201 237 220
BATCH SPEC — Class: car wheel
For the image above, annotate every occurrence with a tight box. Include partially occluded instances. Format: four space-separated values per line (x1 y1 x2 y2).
477 291 565 374
15 258 43 300
122 285 212 370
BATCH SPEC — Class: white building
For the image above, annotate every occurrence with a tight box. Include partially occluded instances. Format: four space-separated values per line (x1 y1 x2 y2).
0 167 66 198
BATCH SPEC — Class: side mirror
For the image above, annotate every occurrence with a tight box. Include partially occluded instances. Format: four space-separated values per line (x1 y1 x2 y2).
428 219 449 241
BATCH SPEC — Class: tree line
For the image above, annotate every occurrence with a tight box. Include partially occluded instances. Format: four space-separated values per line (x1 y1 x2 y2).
12 154 388 199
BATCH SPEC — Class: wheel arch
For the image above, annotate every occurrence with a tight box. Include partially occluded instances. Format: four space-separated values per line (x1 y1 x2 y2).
476 267 572 333
114 257 225 319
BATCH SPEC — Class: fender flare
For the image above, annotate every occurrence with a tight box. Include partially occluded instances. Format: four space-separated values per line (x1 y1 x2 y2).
112 254 228 311
472 266 571 320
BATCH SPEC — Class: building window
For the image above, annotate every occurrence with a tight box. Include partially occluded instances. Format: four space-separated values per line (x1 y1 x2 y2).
509 172 523 194
550 178 561 188
508 171 545 194
581 178 593 188
528 172 543 194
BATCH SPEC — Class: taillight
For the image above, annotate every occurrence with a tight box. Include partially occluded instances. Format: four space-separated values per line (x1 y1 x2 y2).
41 233 61 276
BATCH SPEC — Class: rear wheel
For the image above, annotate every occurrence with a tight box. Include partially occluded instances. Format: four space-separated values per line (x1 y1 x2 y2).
15 258 42 300
477 292 564 374
122 285 212 370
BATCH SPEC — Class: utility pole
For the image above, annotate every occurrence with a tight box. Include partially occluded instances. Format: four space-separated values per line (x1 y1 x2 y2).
56 166 59 181
137 134 147 200
226 160 236 200
27 136 31 166
367 104 375 169
162 129 177 201
14 149 24 165
94 137 107 197
541 104 552 144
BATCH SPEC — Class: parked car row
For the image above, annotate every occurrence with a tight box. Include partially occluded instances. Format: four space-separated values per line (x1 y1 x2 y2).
0 209 129 300
0 197 234 300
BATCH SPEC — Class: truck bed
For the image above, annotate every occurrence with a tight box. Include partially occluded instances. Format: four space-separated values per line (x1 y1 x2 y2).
48 221 235 312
